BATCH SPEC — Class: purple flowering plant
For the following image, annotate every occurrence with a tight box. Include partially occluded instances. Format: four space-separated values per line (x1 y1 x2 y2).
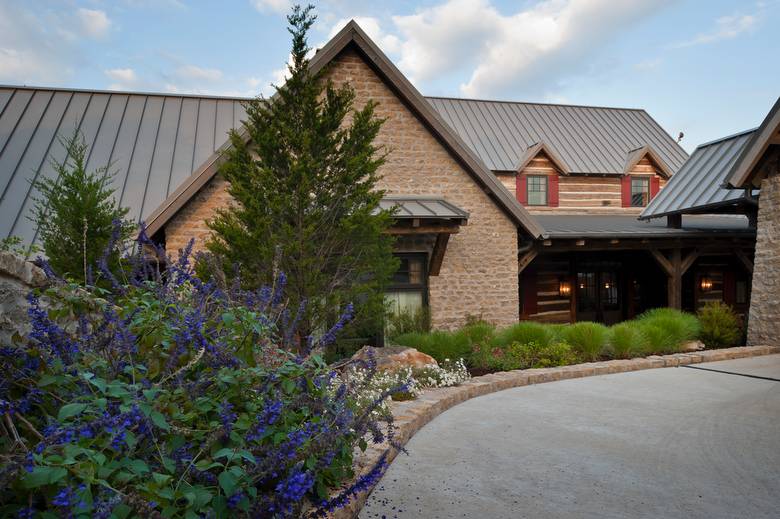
0 224 401 517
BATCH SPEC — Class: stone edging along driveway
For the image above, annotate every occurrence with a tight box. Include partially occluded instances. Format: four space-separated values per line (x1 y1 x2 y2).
329 345 780 518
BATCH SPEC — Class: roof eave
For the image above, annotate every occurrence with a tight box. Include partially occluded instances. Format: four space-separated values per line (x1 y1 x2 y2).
727 96 780 188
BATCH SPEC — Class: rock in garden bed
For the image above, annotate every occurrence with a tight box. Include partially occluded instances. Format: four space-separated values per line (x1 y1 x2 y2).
351 345 437 371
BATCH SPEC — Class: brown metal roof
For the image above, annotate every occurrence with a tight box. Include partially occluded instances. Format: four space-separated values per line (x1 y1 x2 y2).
640 129 757 220
0 85 247 247
426 96 688 175
728 96 780 188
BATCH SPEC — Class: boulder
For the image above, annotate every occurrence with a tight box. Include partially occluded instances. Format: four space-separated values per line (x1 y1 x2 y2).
681 340 705 352
350 345 437 371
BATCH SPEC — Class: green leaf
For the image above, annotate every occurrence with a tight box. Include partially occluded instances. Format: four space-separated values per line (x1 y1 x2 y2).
218 470 238 496
58 403 87 421
143 389 161 401
221 312 235 326
150 411 170 431
152 472 173 486
22 466 68 488
281 378 295 394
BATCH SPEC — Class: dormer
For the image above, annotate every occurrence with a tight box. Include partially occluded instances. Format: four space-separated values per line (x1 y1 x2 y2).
620 145 673 208
515 142 570 208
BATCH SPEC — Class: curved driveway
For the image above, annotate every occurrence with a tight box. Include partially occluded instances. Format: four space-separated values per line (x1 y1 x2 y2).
361 355 780 519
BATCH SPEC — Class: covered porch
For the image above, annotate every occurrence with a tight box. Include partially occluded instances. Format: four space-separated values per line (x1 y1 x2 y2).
520 215 756 324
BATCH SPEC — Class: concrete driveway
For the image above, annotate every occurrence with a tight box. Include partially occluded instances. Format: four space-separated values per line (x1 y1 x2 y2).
360 355 780 519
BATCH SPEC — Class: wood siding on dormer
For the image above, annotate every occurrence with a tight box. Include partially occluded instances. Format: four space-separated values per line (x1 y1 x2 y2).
502 154 667 215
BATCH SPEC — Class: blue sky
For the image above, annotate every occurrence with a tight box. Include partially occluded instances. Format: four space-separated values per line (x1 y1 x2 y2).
1 0 777 152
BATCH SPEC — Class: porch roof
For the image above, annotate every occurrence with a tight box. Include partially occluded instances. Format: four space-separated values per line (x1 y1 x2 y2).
379 196 468 222
535 214 754 239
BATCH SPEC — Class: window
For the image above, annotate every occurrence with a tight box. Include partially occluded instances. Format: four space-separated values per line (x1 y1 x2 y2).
735 280 748 305
386 254 427 318
527 175 548 206
631 177 650 207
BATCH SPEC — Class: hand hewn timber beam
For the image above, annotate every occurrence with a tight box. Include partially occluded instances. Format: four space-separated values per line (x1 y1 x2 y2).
649 249 673 276
734 249 754 273
681 249 699 275
518 249 538 274
428 233 450 276
668 248 682 309
386 225 460 235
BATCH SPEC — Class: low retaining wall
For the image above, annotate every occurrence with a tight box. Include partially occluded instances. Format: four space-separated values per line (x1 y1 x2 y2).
333 345 780 518
0 251 47 346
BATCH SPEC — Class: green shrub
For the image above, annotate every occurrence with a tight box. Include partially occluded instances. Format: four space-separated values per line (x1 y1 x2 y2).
698 301 742 348
637 308 700 354
607 321 650 359
393 329 472 364
490 321 552 349
386 306 431 339
460 321 495 347
472 341 577 371
560 321 609 361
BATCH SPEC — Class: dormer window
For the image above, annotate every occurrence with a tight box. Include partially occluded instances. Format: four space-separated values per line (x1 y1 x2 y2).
527 175 548 206
630 177 650 207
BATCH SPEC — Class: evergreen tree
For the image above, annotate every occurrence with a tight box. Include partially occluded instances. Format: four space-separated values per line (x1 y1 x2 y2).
206 5 397 345
30 131 133 283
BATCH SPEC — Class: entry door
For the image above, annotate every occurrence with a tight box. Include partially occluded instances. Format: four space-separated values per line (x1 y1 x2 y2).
576 270 621 324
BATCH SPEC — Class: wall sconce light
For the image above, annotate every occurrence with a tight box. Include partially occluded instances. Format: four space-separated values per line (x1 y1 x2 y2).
559 278 572 297
604 282 611 290
700 276 713 292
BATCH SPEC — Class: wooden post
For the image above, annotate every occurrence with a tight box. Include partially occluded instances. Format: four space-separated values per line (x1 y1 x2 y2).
428 233 450 276
668 248 682 309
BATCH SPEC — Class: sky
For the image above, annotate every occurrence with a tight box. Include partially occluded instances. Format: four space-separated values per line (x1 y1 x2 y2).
0 0 778 152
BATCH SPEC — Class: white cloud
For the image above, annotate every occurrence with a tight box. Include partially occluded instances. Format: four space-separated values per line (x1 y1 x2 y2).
390 0 670 98
105 68 139 90
76 8 112 39
0 4 74 84
175 65 223 81
327 17 401 54
672 13 757 48
250 0 292 14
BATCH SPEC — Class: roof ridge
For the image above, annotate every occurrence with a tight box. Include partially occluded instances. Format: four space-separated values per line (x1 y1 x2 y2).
695 127 758 149
0 84 253 102
425 94 646 113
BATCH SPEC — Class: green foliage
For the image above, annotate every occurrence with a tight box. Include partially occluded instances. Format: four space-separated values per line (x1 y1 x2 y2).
559 322 609 361
606 321 650 359
204 5 397 346
697 301 742 348
472 341 578 372
392 329 472 364
636 308 700 354
0 236 40 256
386 306 431 339
490 321 552 349
30 131 133 283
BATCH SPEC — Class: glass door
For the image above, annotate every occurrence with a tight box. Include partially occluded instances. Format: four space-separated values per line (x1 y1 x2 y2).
576 269 621 324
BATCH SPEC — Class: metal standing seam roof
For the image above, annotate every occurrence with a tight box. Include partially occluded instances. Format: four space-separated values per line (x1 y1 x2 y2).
640 129 757 220
0 85 247 246
378 196 469 220
536 214 754 239
426 96 689 175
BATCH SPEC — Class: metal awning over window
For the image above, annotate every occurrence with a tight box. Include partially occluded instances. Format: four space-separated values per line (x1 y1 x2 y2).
380 196 468 276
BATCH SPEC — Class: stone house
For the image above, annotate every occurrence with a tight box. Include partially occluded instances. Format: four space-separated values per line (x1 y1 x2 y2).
0 21 763 332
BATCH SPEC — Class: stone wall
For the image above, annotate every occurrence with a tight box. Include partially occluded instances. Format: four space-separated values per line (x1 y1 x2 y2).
747 171 780 346
0 251 47 346
165 47 521 330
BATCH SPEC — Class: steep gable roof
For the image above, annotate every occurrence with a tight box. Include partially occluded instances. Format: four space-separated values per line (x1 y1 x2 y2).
515 142 572 174
426 96 688 175
728 96 780 188
640 129 757 220
0 86 246 246
623 145 674 178
145 21 545 239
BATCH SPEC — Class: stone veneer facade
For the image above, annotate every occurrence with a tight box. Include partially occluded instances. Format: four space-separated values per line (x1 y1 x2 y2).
165 47 520 330
747 170 780 346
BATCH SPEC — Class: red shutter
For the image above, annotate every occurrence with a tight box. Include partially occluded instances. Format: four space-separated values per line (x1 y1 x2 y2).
650 176 660 199
723 270 735 306
521 269 538 317
517 173 527 205
548 175 559 207
621 175 632 207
